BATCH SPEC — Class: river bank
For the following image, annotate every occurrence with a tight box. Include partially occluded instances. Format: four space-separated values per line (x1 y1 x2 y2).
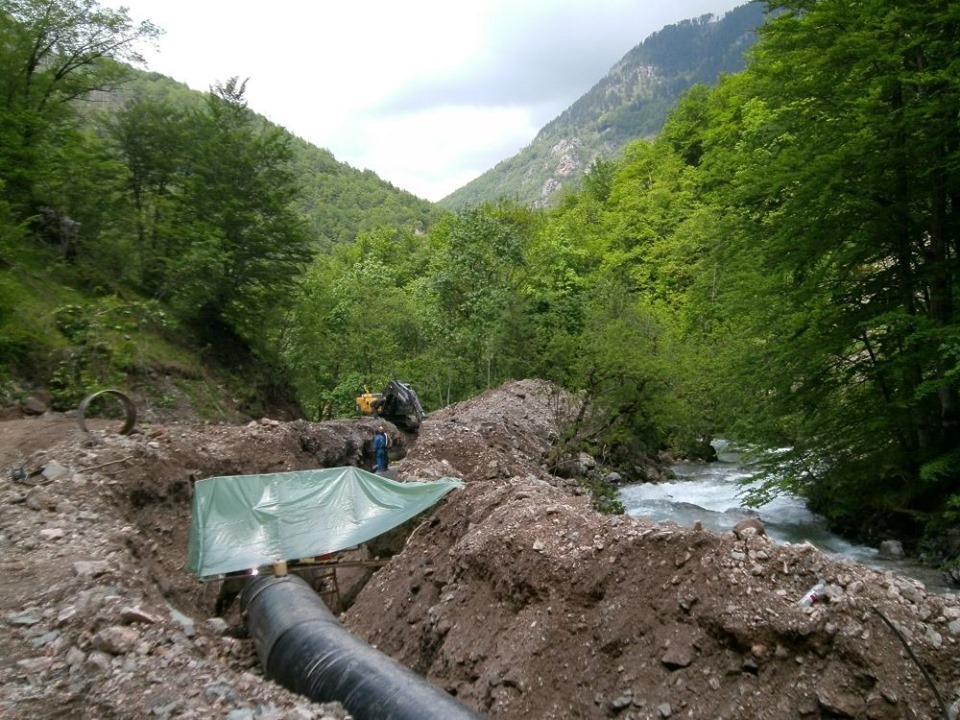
620 451 956 592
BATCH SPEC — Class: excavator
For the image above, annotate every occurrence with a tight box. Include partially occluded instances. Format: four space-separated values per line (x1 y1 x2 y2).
355 380 426 432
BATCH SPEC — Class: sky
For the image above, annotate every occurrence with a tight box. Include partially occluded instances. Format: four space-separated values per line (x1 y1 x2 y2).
115 0 744 202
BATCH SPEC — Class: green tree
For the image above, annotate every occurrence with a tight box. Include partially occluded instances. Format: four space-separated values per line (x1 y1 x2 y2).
0 0 159 213
676 0 960 538
107 96 188 292
283 227 434 419
427 203 535 394
164 78 310 352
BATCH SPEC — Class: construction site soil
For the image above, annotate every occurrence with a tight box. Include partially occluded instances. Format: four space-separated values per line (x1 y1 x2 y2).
2 379 960 719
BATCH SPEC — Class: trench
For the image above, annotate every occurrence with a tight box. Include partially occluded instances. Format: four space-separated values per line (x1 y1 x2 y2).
240 573 483 720
110 418 480 718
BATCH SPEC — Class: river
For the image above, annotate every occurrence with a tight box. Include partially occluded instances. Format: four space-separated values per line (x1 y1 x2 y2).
618 447 951 591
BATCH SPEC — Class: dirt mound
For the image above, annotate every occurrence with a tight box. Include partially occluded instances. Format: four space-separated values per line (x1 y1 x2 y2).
2 381 960 719
347 380 960 719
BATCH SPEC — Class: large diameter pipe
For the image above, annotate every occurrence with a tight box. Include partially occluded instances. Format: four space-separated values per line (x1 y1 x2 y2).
240 574 484 720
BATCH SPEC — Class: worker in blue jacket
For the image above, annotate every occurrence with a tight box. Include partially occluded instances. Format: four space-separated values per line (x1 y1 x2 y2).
374 427 390 472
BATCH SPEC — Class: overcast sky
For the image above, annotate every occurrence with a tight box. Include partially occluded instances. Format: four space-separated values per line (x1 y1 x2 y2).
115 0 744 201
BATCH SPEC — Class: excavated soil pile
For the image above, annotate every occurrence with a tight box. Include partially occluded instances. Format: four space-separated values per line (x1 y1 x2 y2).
1 379 960 720
349 380 960 719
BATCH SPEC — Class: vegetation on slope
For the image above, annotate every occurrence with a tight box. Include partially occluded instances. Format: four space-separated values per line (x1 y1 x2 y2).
439 2 766 211
0 0 442 419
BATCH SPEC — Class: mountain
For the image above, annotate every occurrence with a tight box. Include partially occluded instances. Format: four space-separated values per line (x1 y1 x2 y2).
439 3 765 211
98 71 445 249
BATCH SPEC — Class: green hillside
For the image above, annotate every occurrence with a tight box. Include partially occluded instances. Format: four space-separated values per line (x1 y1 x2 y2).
99 70 445 249
0 1 442 420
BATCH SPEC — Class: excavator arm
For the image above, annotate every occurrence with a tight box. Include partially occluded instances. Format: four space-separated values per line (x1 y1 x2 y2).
355 380 425 432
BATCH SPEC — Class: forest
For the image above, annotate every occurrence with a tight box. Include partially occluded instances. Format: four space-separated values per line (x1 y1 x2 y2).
1 0 959 563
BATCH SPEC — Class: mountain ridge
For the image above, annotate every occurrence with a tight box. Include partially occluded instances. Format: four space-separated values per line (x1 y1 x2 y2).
439 3 765 210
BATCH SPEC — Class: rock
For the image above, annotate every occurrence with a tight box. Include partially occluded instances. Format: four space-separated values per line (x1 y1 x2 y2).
92 625 140 655
203 681 239 703
25 487 56 511
16 656 54 673
661 643 694 669
166 604 196 637
733 517 766 539
5 611 41 627
121 605 161 624
73 560 110 578
85 650 113 672
65 646 85 667
41 460 70 482
895 579 924 605
604 471 622 485
878 540 905 558
817 686 865 718
22 396 47 415
658 702 673 718
205 617 230 634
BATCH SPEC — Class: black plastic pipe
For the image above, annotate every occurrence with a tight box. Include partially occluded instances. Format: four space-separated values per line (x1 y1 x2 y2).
240 573 484 720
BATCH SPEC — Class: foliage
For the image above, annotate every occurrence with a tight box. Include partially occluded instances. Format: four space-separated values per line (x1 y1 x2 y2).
48 297 172 408
578 476 626 515
657 0 960 544
0 0 159 213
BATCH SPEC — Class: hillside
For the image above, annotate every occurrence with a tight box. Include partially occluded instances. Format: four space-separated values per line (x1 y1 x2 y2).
440 3 765 210
0 62 444 421
100 70 446 248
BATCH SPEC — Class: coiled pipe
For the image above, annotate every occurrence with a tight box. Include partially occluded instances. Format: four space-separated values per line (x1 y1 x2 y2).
240 573 484 720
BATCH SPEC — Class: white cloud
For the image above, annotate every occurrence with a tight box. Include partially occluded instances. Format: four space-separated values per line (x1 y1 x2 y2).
116 0 745 201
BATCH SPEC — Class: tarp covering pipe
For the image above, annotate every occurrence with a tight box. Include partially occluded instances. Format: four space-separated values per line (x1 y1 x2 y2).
241 573 484 720
187 467 463 579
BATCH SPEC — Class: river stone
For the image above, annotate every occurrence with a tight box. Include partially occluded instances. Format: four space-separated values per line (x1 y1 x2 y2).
879 540 905 558
733 517 766 539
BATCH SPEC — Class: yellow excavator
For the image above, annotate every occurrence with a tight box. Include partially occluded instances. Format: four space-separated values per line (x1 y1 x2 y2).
355 380 426 432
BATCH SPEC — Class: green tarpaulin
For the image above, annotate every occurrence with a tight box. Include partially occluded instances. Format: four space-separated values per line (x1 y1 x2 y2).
187 467 463 579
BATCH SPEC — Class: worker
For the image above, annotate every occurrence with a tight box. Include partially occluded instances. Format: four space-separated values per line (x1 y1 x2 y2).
374 426 390 472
